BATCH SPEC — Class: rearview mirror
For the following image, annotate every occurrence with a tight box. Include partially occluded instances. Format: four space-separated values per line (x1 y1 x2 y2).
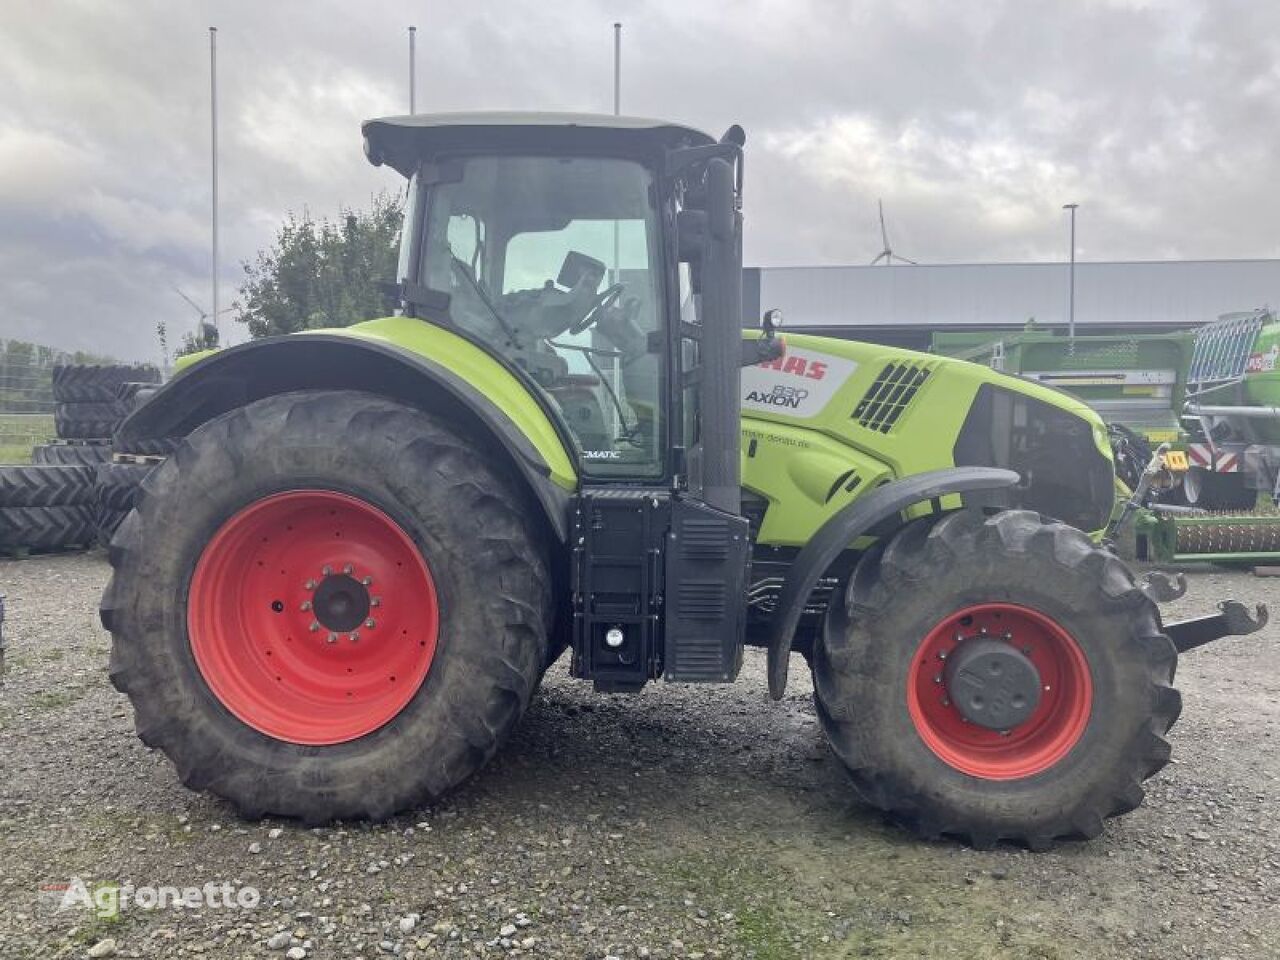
742 334 785 367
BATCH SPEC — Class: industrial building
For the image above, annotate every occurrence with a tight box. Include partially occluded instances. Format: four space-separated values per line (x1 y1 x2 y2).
744 259 1280 348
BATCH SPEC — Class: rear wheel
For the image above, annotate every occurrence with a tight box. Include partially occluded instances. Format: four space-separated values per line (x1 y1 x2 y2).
101 390 551 822
813 509 1180 848
1182 467 1256 511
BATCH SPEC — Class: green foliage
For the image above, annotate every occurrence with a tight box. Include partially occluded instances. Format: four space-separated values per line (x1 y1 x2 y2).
175 322 220 358
236 193 404 338
0 340 112 415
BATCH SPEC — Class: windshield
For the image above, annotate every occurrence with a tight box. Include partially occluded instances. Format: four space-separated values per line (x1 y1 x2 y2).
419 154 664 477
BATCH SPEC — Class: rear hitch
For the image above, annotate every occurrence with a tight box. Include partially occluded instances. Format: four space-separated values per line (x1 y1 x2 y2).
1140 571 1187 603
1164 600 1269 654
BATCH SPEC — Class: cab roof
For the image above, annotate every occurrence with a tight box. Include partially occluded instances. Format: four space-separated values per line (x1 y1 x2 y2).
362 111 716 177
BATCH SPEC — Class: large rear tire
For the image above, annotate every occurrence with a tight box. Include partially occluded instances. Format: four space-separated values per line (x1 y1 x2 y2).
813 509 1181 849
52 363 159 403
101 390 552 822
33 442 114 467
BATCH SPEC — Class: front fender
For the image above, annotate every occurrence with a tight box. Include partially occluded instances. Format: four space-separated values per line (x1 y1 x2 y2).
120 324 579 540
765 466 1019 699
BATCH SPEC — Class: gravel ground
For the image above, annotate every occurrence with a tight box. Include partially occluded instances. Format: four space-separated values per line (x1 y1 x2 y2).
0 552 1276 960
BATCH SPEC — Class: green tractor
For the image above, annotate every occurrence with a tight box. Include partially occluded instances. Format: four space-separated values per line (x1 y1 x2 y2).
100 113 1263 848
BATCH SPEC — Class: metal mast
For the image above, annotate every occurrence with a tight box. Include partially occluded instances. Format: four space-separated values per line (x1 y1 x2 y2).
1063 202 1079 340
408 26 417 113
209 27 220 342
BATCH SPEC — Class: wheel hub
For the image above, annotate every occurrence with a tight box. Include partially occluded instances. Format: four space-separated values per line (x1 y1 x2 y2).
312 573 371 633
907 602 1093 780
188 490 439 746
943 636 1042 731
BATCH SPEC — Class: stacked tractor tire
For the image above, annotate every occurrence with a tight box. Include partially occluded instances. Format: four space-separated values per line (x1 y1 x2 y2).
1 364 160 554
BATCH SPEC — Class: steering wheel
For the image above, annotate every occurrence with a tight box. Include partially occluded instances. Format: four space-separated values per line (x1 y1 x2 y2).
568 282 626 336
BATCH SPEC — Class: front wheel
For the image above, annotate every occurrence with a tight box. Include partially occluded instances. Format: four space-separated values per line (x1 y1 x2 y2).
101 390 551 822
813 510 1181 849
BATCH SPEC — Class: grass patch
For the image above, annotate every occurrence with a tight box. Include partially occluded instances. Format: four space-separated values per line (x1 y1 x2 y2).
0 413 52 463
645 847 819 957
32 688 85 710
735 905 793 960
70 910 127 946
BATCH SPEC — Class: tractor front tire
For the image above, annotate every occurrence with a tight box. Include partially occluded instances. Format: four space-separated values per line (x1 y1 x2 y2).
101 390 551 823
813 509 1180 849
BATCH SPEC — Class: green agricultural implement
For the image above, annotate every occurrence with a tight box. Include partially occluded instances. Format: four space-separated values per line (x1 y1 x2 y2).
1138 509 1280 564
100 112 1265 849
932 326 1194 492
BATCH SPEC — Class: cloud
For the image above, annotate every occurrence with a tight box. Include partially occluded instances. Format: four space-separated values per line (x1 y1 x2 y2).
0 0 1278 362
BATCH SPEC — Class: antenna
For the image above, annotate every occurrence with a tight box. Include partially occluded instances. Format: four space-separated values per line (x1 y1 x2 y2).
870 199 917 265
209 27 220 341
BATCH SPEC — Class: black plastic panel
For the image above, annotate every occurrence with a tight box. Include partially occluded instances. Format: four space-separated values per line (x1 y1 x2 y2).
664 497 750 682
570 489 668 691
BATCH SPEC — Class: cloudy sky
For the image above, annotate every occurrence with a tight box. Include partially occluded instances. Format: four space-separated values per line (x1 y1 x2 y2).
2 0 1278 363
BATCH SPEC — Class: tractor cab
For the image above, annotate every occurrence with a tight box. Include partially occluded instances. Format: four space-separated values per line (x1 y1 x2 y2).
365 112 743 486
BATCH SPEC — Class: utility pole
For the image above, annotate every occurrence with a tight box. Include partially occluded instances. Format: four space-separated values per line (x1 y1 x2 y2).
1063 202 1078 340
408 26 417 114
209 26 220 343
613 22 621 116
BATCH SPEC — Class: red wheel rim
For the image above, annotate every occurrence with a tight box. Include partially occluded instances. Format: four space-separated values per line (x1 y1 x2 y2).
188 490 439 745
906 603 1092 780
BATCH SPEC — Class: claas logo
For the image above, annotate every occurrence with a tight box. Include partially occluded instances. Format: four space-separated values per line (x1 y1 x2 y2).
756 354 829 380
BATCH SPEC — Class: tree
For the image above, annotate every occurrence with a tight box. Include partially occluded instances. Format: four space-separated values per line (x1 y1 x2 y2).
175 322 220 358
236 193 403 339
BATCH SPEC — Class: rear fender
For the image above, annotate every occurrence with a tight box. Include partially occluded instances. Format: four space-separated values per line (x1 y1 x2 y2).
119 329 578 541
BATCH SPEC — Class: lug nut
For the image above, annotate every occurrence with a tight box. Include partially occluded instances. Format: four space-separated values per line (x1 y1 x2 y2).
326 632 338 644
370 597 382 608
362 576 373 586
300 600 312 612
365 618 376 629
938 650 948 661
305 579 317 591
350 631 360 643
322 565 332 576
933 674 943 684
343 563 354 575
308 621 320 633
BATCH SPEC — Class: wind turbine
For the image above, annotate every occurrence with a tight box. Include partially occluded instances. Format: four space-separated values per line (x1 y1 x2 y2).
869 199 917 265
174 285 233 346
